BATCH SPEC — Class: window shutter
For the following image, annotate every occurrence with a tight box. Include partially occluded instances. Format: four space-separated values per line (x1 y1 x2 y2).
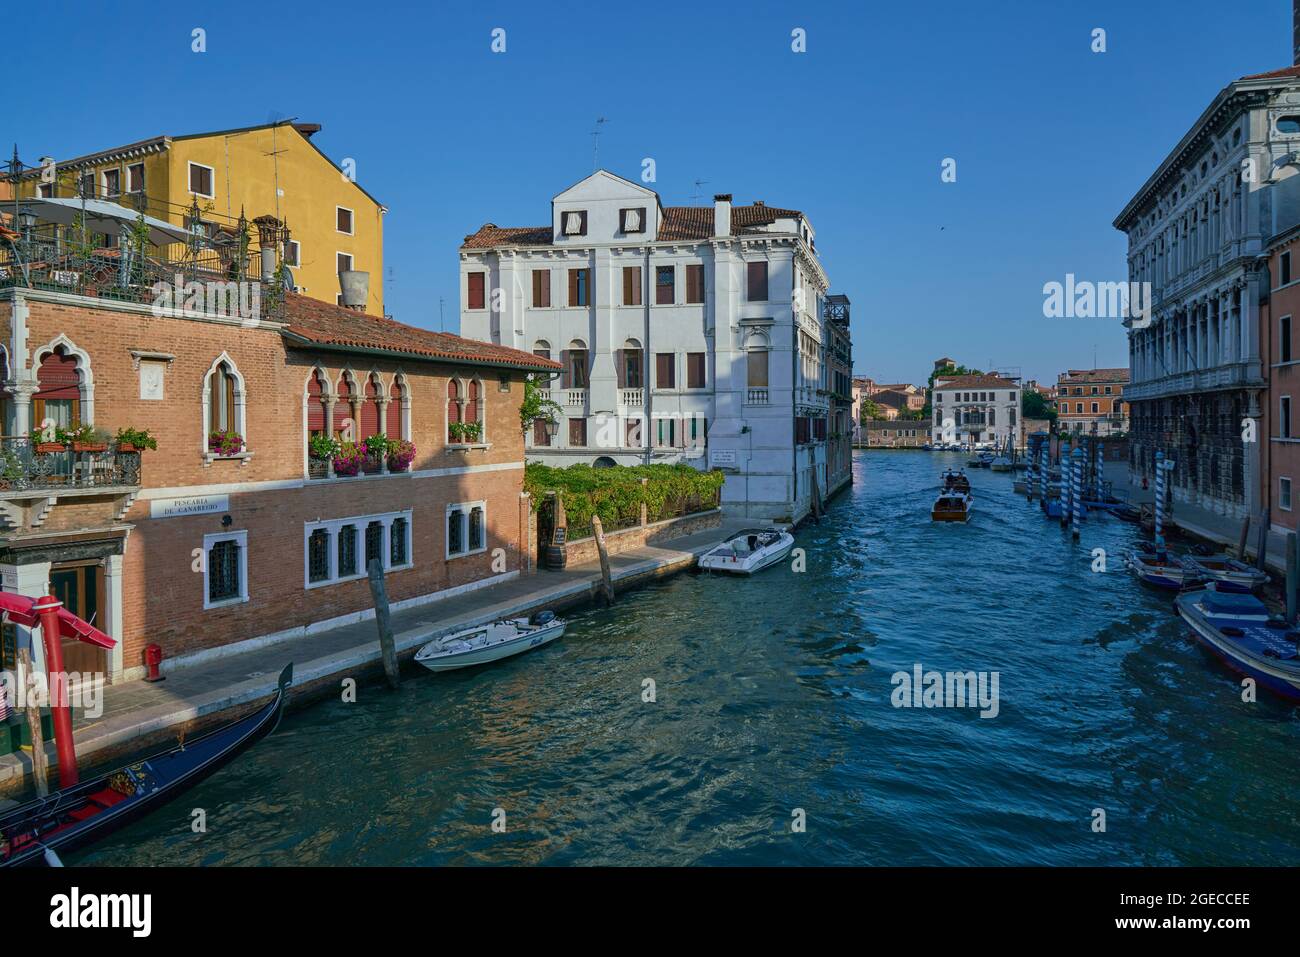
747 261 768 301
560 350 571 389
568 270 578 306
623 266 634 306
615 349 625 388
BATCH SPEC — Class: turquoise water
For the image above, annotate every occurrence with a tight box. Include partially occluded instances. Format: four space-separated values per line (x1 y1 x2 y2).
76 451 1300 865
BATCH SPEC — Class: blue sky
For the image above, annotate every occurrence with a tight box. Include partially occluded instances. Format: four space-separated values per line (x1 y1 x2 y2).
10 0 1294 385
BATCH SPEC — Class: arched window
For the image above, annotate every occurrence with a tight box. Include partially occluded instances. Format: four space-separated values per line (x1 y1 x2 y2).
447 378 462 443
359 372 383 440
307 368 331 436
0 347 10 436
33 343 89 432
388 374 407 439
335 371 355 440
467 377 483 440
618 338 643 389
204 356 244 437
533 339 552 362
563 339 589 389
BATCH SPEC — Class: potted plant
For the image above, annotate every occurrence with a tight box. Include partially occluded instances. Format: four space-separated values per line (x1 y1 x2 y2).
332 441 365 477
387 439 416 472
208 430 245 456
361 433 393 464
308 433 340 462
114 427 157 453
60 423 108 453
30 427 66 454
448 421 483 444
0 445 23 488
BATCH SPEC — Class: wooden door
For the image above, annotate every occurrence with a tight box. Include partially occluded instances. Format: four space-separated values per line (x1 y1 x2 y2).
48 563 106 675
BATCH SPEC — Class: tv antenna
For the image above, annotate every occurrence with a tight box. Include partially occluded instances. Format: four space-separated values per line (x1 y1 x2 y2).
690 178 710 202
591 117 607 170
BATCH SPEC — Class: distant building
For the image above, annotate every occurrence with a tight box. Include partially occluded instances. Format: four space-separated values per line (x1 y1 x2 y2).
861 419 928 448
931 373 1021 447
875 387 925 416
1055 368 1129 435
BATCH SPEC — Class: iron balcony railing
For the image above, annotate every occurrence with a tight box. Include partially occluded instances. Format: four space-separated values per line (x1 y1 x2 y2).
0 437 142 494
0 221 286 322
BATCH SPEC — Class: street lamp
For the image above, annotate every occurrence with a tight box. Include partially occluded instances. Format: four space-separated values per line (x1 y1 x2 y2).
17 210 37 242
544 417 559 441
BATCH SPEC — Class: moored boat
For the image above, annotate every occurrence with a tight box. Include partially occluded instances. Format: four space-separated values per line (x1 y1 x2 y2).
932 491 972 522
1126 541 1203 591
698 527 795 574
1179 552 1269 593
989 456 1012 473
1 663 292 867
1175 584 1300 700
414 612 566 672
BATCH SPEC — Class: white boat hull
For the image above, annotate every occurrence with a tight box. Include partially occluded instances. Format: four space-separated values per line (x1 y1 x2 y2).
414 619 566 672
699 530 795 574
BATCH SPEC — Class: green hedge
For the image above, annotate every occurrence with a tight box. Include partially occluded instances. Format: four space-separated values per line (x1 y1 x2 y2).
525 462 725 531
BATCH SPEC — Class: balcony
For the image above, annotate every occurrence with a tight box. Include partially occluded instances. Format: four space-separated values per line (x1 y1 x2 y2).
746 388 770 405
619 388 644 407
0 437 142 531
563 389 588 407
1125 361 1265 402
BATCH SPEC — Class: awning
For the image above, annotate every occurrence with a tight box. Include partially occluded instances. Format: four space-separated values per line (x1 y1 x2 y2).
0 591 116 649
8 197 193 246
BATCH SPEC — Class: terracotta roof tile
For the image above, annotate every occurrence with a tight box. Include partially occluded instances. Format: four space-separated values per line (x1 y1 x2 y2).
1059 368 1130 383
933 374 1020 391
281 293 561 372
1239 65 1300 81
461 224 553 249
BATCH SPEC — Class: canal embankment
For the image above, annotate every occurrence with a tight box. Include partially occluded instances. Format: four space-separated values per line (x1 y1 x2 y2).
0 511 761 800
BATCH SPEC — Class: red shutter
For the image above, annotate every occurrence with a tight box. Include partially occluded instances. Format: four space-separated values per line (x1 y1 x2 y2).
466 380 479 425
333 376 352 434
360 378 380 438
468 272 485 309
36 350 81 399
307 372 326 431
387 381 402 436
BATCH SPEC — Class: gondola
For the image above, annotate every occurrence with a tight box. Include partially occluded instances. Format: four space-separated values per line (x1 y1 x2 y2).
0 662 292 867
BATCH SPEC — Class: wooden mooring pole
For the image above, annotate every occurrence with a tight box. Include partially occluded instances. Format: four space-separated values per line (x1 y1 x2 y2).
1237 516 1251 561
1287 531 1299 624
18 647 48 798
367 558 401 689
590 515 615 606
1254 510 1269 572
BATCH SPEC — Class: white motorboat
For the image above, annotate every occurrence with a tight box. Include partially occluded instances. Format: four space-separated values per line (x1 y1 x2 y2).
698 528 795 574
414 611 566 672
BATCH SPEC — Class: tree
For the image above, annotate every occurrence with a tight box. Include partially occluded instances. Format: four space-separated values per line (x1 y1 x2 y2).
859 398 887 422
921 363 982 419
519 376 563 434
1022 389 1057 423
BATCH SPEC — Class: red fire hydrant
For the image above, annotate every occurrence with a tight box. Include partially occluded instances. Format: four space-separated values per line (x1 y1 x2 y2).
144 643 166 683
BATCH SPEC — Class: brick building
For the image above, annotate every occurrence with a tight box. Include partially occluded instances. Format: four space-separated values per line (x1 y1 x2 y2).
1055 368 1129 435
860 420 928 448
0 271 556 684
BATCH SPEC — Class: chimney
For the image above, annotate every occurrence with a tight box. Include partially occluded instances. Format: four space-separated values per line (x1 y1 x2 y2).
713 193 732 237
339 270 369 311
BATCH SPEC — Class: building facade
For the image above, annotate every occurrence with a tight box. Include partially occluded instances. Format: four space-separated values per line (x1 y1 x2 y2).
1111 67 1300 518
0 253 553 684
930 374 1021 448
1055 368 1130 435
458 170 849 522
860 420 928 448
12 120 386 314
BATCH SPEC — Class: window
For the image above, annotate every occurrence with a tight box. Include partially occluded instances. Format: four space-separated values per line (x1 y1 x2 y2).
308 528 331 583
304 512 411 587
365 521 385 568
337 524 357 578
37 182 54 198
562 210 587 236
686 264 705 304
126 162 145 194
1091 402 1099 413
188 162 214 198
101 168 121 198
687 352 706 389
568 268 590 307
626 418 642 446
447 378 462 441
656 353 676 389
1283 315 1293 363
337 252 353 274
569 418 587 446
620 207 645 233
655 266 675 305
467 272 486 310
532 269 551 307
1283 116 1300 134
622 347 643 388
565 346 589 388
1076 403 1084 413
1104 386 1112 394
447 502 488 558
208 359 238 435
284 240 301 267
623 266 642 306
337 206 354 235
747 261 768 301
533 418 552 447
1282 396 1292 439
78 171 95 199
747 349 769 387
391 516 409 566
655 417 679 448
1283 477 1294 511
204 531 248 609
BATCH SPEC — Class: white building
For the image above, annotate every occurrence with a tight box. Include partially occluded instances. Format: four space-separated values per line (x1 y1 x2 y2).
931 374 1021 448
458 170 845 522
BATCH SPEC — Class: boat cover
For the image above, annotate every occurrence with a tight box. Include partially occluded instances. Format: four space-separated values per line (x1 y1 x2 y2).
1200 586 1267 617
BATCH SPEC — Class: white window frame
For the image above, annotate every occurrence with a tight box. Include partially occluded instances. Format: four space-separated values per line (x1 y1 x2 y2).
336 251 353 274
100 166 122 198
336 206 355 235
303 509 414 589
202 353 250 463
446 500 488 560
203 530 249 610
188 161 215 199
1283 395 1293 439
1282 477 1294 512
284 239 301 267
126 162 145 194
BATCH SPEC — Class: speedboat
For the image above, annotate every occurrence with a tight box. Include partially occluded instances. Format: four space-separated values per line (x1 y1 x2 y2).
699 527 795 574
414 611 566 672
1179 552 1269 593
1175 584 1300 700
941 468 971 494
1126 541 1203 591
989 455 1013 473
932 491 972 522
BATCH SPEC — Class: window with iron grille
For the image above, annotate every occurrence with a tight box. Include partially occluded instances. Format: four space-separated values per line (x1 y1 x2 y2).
365 521 384 568
308 528 331 583
207 535 244 605
468 507 484 551
447 502 487 559
337 524 357 577
448 509 464 555
390 517 409 566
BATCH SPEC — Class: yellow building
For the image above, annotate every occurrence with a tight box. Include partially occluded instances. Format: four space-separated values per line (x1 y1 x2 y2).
14 119 385 314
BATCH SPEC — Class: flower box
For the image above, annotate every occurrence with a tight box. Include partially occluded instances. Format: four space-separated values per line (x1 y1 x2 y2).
71 441 108 453
118 443 138 453
33 442 67 454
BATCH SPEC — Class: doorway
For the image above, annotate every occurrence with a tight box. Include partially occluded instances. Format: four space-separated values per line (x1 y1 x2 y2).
49 561 106 676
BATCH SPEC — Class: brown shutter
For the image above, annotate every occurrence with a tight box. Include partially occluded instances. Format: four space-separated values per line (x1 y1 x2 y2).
687 264 703 303
615 349 625 388
560 349 571 389
747 261 768 301
468 272 485 309
532 270 541 307
622 266 634 306
568 270 578 306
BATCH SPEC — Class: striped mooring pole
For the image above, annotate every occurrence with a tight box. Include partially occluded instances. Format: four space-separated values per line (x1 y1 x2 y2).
1071 446 1084 539
1038 439 1049 508
1154 450 1168 556
1059 438 1072 527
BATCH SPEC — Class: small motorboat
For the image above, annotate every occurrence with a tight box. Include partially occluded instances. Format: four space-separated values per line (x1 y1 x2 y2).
1 663 292 867
414 611 566 672
699 527 795 574
1179 552 1269 593
1175 584 1300 700
989 455 1013 473
1126 542 1203 591
932 491 972 522
941 469 971 494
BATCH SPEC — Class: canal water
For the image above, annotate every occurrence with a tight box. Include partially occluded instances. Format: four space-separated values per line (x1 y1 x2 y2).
77 451 1300 866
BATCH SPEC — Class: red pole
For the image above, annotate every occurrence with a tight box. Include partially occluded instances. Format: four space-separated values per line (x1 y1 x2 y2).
34 595 77 787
